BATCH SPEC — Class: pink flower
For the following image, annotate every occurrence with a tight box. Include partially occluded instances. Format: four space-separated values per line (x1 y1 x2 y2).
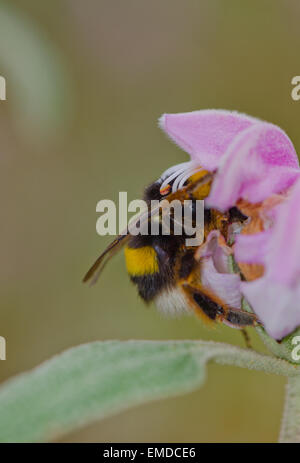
238 180 300 339
159 110 299 209
159 109 300 339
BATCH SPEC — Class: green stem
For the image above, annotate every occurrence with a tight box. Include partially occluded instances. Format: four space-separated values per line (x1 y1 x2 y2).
279 376 300 443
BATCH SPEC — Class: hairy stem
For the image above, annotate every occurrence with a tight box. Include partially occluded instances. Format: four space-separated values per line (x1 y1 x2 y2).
279 376 300 443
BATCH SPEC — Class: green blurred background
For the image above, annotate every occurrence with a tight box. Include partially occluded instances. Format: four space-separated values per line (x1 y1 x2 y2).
0 0 299 442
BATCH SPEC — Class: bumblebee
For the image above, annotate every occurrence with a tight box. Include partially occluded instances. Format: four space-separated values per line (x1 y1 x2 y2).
83 162 260 331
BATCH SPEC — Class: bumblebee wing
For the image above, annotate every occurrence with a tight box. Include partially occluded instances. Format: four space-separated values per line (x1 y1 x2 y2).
83 232 130 285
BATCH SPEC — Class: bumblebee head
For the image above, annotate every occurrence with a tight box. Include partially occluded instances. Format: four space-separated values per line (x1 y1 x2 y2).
144 161 212 204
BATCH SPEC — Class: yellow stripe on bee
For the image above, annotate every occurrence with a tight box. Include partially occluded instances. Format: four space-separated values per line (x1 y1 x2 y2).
124 246 159 276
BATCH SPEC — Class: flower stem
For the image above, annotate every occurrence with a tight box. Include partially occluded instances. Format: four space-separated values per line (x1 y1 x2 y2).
279 376 300 442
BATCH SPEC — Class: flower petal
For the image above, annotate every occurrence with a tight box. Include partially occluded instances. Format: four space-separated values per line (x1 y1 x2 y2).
196 230 231 273
241 179 300 339
159 109 259 170
207 123 299 211
195 231 242 308
264 178 300 287
234 230 272 264
241 278 300 340
201 257 242 308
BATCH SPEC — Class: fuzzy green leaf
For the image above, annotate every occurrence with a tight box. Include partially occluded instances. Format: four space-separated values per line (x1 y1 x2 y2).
0 340 297 442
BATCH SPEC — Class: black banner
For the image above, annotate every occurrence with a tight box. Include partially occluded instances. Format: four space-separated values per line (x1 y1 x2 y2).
0 442 289 460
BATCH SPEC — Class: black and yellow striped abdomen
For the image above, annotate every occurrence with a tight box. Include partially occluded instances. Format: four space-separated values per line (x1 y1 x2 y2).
124 243 165 302
124 238 180 302
124 245 159 277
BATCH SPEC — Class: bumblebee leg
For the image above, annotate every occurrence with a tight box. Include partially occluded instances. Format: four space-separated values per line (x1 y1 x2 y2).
181 281 261 329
